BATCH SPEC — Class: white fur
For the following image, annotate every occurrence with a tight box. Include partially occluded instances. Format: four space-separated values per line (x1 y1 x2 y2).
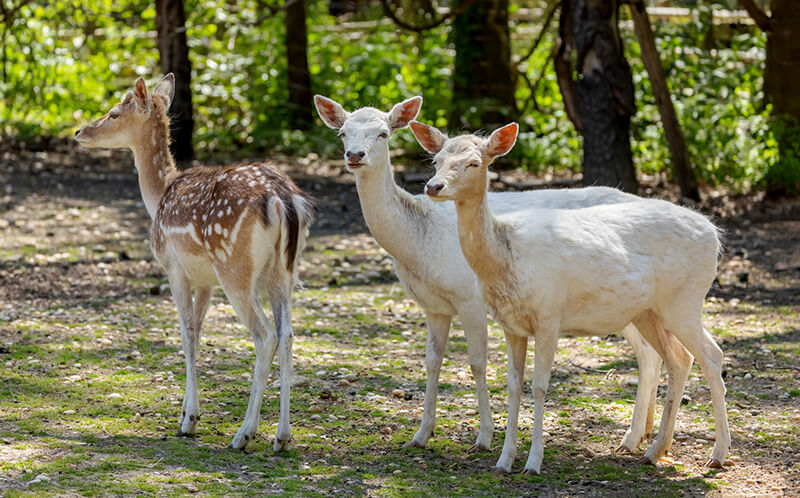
423 124 731 474
315 96 663 454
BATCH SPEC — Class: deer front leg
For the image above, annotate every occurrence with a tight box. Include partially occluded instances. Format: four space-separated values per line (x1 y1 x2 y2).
169 270 201 437
494 332 528 474
406 312 451 449
523 330 557 475
458 303 493 452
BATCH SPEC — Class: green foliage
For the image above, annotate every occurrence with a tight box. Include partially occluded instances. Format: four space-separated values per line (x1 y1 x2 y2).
0 0 779 190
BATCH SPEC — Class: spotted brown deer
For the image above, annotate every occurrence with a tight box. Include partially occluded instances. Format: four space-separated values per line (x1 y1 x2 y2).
75 74 314 451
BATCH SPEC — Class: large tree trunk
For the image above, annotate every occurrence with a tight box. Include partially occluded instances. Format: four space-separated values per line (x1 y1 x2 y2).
630 0 698 200
449 0 516 130
156 0 194 165
285 0 313 130
564 0 638 193
764 0 800 191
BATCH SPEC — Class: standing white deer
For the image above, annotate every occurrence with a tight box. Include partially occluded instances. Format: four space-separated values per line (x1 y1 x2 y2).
314 95 663 454
410 119 730 474
75 74 314 451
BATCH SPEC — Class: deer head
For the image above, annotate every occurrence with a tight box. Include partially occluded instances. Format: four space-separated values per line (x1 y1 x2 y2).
74 74 175 149
314 95 422 173
409 121 519 202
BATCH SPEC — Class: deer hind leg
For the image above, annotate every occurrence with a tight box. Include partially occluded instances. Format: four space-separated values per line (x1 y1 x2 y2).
168 269 202 437
219 273 278 450
633 311 694 466
406 312 451 449
457 302 493 453
662 308 731 468
617 323 662 454
269 275 295 452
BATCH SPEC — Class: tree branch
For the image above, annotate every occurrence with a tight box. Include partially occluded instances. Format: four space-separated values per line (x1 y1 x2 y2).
738 0 771 32
381 0 479 33
517 0 560 65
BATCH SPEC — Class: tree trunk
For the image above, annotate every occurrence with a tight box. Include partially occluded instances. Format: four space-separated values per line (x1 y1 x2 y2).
450 0 516 130
285 0 313 130
630 0 699 200
764 0 800 191
570 0 638 193
156 0 194 165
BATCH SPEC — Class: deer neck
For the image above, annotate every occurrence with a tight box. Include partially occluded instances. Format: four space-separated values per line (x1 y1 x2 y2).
353 153 429 264
130 115 177 219
454 189 512 287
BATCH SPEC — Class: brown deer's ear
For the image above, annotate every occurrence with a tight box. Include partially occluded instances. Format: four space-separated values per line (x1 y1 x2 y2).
152 73 175 107
409 120 447 154
314 95 349 129
132 76 152 112
485 122 519 158
388 96 422 131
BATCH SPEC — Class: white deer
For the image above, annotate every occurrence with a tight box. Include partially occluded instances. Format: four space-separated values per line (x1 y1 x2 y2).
314 95 663 454
410 120 730 474
75 74 314 452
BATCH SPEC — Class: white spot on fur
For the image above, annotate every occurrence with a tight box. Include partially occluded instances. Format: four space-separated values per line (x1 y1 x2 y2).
214 223 222 234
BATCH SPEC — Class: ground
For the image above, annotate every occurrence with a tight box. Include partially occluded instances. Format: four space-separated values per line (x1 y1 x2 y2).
0 140 799 496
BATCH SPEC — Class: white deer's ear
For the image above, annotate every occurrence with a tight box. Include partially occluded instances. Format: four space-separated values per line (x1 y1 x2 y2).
485 122 519 158
409 120 446 154
388 96 422 131
152 73 175 107
314 95 349 129
132 76 151 112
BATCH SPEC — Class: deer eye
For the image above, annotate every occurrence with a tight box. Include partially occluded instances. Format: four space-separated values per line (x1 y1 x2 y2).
467 161 480 168
109 111 120 120
339 131 346 138
378 131 388 139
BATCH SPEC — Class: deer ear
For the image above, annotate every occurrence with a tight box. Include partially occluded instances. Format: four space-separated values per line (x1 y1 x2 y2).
132 76 151 111
485 122 519 158
314 95 348 129
388 96 422 131
409 120 447 154
152 73 175 107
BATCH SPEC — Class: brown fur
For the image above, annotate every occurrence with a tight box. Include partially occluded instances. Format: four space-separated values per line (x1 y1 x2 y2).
152 162 313 272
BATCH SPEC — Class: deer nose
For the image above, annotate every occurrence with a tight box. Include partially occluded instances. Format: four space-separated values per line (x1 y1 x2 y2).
346 150 365 161
426 182 444 197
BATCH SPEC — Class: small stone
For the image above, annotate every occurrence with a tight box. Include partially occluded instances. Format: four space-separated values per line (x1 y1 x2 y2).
744 372 752 380
338 379 350 387
381 426 393 435
299 464 310 471
582 448 595 458
308 405 322 413
310 414 322 421
465 409 477 416
63 410 76 415
106 393 122 399
392 389 405 399
730 455 741 462
681 394 691 405
724 459 734 466
315 370 326 377
626 379 639 386
343 373 357 382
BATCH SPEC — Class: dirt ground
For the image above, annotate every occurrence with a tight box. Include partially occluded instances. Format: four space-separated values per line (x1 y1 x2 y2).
1 139 799 496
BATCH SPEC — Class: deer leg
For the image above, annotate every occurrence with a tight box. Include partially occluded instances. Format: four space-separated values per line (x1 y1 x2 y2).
406 312 451 449
458 303 493 452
